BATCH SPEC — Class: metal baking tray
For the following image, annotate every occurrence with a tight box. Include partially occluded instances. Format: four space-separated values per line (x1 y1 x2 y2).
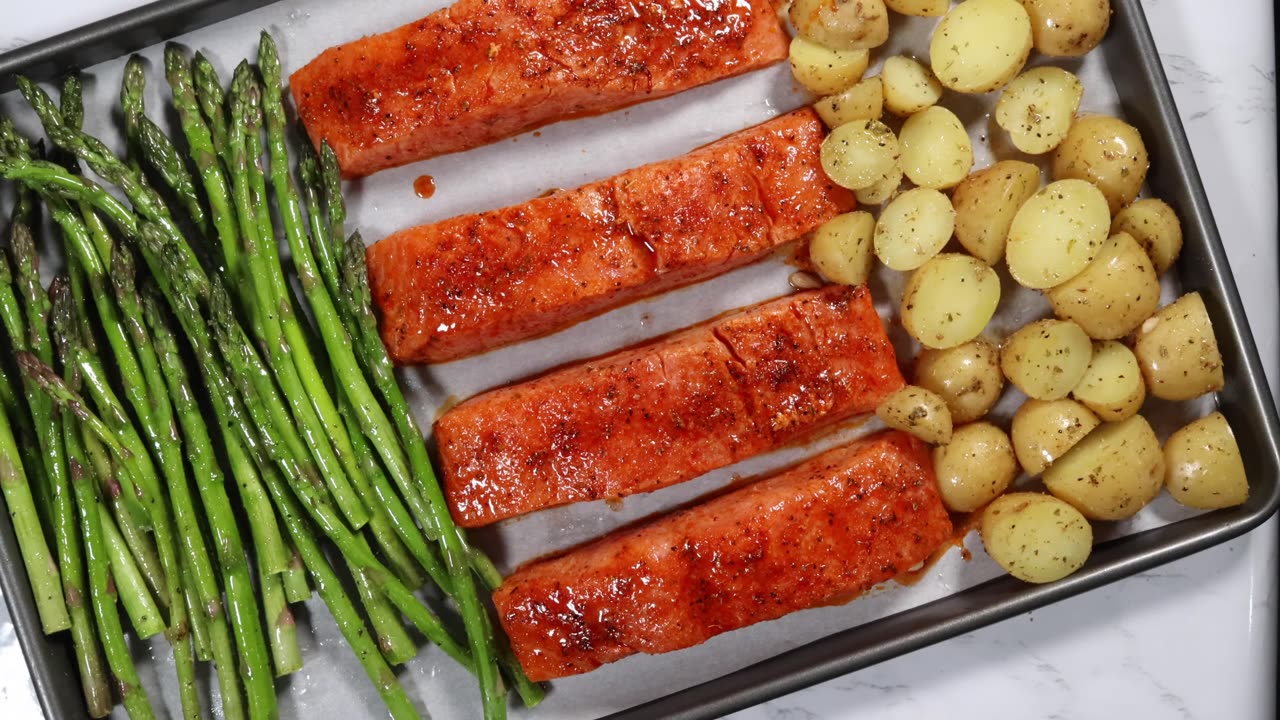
1 0 1277 718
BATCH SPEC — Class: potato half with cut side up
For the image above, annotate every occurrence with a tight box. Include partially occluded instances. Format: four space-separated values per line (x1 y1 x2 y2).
1111 198 1183 274
1045 231 1161 340
1005 179 1111 289
981 493 1093 583
876 385 954 445
1000 319 1094 401
809 211 877 286
995 66 1084 154
1053 114 1149 214
1042 414 1164 520
898 106 974 190
1164 412 1249 510
791 0 891 50
1023 0 1112 57
821 118 900 190
874 188 956 271
1132 292 1225 401
789 38 870 96
914 339 1006 424
930 0 1033 94
882 55 943 117
902 254 1002 349
951 160 1041 265
1010 398 1100 476
1071 340 1145 421
815 76 885 128
933 422 1019 513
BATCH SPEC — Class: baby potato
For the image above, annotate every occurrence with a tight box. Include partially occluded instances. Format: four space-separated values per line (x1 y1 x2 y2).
810 211 876 286
789 38 870 96
1164 412 1249 510
1005 179 1111 289
1045 231 1161 340
882 55 943 117
981 493 1093 583
1071 340 1145 421
1053 114 1149 214
855 164 903 205
1043 414 1164 520
876 385 954 445
1010 398 1100 476
902 254 1002 349
1132 292 1225 401
791 0 890 50
899 106 974 190
995 66 1084 154
930 0 1032 94
933 422 1019 513
1000 319 1093 401
1023 0 1112 57
914 339 1006 424
1111 198 1183 274
951 160 1041 265
815 76 885 128
885 0 949 16
821 119 900 190
874 188 956 271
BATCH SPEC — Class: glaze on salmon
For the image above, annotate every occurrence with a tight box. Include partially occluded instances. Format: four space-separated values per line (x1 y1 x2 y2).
367 109 855 365
491 430 952 681
436 285 904 527
289 0 791 177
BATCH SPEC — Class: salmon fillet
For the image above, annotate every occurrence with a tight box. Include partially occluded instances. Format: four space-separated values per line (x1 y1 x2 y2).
367 109 855 364
290 0 790 178
492 430 952 681
436 285 905 527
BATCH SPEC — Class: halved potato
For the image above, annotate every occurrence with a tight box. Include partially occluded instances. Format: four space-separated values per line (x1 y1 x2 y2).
951 160 1041 265
1111 198 1183 274
876 385 954 445
874 188 956 271
898 106 974 190
930 0 1033 94
995 66 1083 154
1005 179 1111 289
1045 231 1161 340
1132 292 1225 401
1010 398 1101 476
1042 414 1164 521
821 119 900 190
1000 319 1094 401
1023 0 1112 57
882 55 943 117
1053 114 1149 213
933 422 1019 513
1164 412 1249 510
885 0 949 16
789 38 870 95
791 0 890 50
981 493 1093 583
1071 340 1145 421
810 211 877 286
902 254 1002 349
815 76 885 128
914 339 1006 424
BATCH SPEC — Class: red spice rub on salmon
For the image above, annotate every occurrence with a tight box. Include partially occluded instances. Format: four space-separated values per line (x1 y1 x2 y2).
491 430 952 682
289 0 791 178
366 109 854 365
436 285 904 528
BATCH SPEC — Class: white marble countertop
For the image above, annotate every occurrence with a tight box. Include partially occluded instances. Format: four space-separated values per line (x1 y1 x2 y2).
1 1 1276 719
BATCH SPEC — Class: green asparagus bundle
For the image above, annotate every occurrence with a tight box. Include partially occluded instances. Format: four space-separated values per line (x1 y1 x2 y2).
0 29 543 720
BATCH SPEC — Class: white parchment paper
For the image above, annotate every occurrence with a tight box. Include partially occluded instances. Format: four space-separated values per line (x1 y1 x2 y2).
0 2 1211 718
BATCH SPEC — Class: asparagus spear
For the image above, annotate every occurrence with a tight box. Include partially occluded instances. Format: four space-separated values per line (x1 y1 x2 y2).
97 505 165 638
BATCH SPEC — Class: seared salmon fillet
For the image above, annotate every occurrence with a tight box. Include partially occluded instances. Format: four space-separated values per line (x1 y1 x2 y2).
367 109 854 364
492 430 951 681
436 285 904 527
290 0 790 177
